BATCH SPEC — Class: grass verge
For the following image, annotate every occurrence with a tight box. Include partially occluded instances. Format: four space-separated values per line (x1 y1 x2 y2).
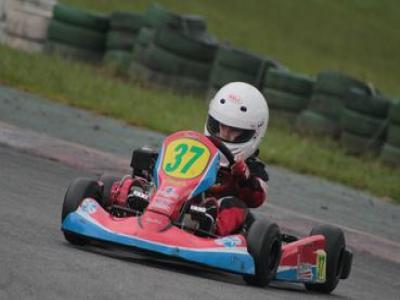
0 45 399 203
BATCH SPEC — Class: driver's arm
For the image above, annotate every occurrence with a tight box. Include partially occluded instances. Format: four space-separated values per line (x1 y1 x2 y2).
232 159 269 208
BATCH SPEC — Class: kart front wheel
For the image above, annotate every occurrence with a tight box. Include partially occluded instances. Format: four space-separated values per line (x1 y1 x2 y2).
61 177 101 245
304 224 346 294
243 216 282 287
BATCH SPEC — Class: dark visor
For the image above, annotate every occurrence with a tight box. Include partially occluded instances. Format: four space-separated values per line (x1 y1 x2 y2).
206 115 255 143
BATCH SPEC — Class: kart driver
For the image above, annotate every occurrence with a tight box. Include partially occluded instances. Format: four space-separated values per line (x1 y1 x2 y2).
204 81 269 236
109 82 269 237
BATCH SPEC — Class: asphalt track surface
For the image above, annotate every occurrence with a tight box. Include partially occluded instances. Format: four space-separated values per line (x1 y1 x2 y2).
1 85 400 299
1 145 400 300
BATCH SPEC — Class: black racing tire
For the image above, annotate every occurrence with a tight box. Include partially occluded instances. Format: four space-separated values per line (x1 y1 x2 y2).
304 225 346 294
106 30 136 51
243 217 282 287
387 123 400 148
314 70 373 97
109 11 144 32
47 20 106 51
308 93 345 121
62 178 102 245
380 143 400 167
210 64 258 89
264 69 315 97
154 26 217 62
389 101 400 125
215 45 265 76
53 4 109 32
181 14 207 36
341 109 388 138
99 174 121 208
262 88 309 112
340 131 382 155
295 110 340 138
136 27 155 47
144 3 182 29
345 87 390 118
138 43 212 81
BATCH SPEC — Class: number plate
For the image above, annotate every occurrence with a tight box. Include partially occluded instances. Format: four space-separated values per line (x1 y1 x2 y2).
162 138 211 179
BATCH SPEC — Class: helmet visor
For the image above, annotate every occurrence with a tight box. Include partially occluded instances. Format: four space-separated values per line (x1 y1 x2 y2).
206 115 255 143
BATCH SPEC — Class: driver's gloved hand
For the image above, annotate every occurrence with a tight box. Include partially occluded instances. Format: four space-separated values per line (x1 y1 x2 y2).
231 160 250 183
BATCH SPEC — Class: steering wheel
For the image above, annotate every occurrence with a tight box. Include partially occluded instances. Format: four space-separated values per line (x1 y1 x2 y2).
206 136 235 167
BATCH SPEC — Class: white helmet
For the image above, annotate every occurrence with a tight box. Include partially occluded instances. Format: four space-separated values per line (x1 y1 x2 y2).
204 82 269 161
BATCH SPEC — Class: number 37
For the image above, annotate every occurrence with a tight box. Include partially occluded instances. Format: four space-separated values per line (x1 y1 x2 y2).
165 143 204 174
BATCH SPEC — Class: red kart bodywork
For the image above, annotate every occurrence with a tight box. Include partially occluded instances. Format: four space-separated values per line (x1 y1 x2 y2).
62 131 328 283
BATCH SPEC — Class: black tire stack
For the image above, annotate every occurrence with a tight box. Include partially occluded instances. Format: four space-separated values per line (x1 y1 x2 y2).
295 71 372 138
340 88 390 155
208 46 281 98
380 101 400 166
262 69 314 123
46 4 109 63
104 11 144 74
129 4 218 94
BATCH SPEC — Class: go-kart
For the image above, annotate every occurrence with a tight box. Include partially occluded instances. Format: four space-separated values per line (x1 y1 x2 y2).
61 130 352 293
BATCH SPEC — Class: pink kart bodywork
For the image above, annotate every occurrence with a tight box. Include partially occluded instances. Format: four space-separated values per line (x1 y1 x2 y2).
62 131 327 282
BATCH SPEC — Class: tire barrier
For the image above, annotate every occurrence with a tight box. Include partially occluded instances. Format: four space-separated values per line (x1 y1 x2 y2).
262 69 314 123
129 3 218 95
380 101 400 166
103 12 144 74
46 3 108 63
208 45 282 98
2 0 55 52
295 70 374 138
339 88 389 155
0 0 5 43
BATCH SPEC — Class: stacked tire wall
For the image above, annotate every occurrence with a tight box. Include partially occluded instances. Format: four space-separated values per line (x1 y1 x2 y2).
262 68 314 123
0 0 5 43
2 0 56 53
46 4 109 63
208 46 281 98
295 70 373 138
340 88 390 155
104 11 144 73
380 101 400 166
129 4 218 94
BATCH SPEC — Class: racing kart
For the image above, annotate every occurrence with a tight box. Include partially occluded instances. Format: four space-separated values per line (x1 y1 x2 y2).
61 130 352 293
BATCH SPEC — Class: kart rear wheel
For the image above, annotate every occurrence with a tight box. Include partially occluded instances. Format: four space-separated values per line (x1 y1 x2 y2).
243 216 282 287
62 177 101 245
304 225 345 294
99 174 121 208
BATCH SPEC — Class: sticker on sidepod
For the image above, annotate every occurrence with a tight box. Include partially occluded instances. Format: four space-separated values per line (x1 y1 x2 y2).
215 236 242 248
297 263 313 280
316 249 326 282
162 138 211 179
80 198 98 214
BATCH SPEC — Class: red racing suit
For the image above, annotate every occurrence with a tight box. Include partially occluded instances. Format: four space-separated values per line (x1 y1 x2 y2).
207 155 269 236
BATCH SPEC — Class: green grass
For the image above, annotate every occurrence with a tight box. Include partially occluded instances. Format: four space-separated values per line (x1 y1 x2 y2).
1 45 399 203
62 0 400 98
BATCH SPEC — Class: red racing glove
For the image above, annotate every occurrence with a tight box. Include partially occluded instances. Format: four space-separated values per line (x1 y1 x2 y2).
231 160 250 183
